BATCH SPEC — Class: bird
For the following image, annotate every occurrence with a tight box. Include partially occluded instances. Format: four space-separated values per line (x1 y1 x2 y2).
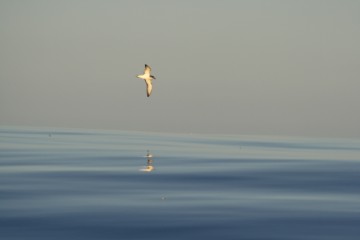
136 64 156 97
145 150 153 158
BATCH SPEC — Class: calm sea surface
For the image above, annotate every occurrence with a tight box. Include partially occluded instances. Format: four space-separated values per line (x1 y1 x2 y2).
1 126 360 240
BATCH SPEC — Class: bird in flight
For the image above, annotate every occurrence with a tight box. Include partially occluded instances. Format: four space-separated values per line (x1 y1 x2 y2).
136 64 156 97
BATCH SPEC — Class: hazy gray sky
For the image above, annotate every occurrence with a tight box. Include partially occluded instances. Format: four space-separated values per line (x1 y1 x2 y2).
1 0 360 138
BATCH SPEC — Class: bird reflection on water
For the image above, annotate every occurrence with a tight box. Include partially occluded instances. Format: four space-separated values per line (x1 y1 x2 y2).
139 150 155 172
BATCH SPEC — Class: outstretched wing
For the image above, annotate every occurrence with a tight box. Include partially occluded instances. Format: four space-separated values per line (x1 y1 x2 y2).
144 64 151 75
145 79 152 97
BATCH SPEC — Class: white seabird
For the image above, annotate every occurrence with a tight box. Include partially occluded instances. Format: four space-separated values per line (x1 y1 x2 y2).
136 64 156 97
145 150 153 158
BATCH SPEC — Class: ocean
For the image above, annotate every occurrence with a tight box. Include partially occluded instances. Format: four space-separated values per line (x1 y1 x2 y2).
1 126 360 240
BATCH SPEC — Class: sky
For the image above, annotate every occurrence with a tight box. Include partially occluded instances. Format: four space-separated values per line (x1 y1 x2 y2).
1 0 360 138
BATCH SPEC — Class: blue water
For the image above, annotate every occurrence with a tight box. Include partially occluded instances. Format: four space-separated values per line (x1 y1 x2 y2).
1 126 360 240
